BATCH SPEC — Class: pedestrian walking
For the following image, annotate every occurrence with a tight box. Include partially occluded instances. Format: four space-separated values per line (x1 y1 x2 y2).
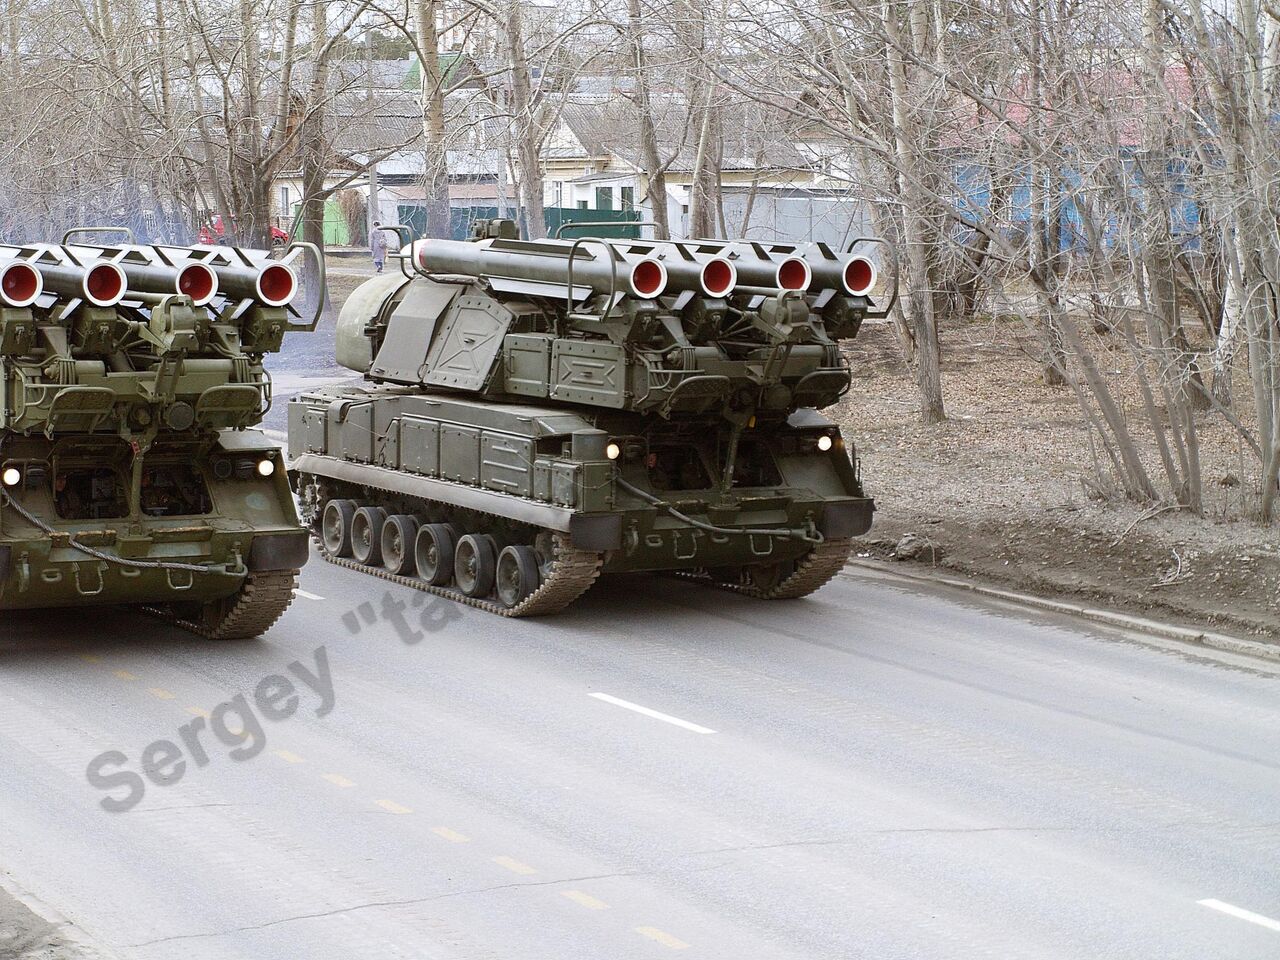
371 221 388 274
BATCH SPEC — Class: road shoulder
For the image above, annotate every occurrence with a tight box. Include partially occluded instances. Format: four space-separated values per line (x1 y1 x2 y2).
0 874 112 960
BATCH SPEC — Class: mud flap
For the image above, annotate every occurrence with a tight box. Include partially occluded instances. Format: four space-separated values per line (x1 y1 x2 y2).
569 514 623 552
0 545 11 584
248 532 311 572
821 499 875 538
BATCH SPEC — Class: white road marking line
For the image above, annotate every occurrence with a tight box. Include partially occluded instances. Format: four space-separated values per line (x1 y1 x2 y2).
635 927 690 950
1198 899 1280 933
293 589 325 601
492 856 537 875
589 693 716 735
561 890 609 910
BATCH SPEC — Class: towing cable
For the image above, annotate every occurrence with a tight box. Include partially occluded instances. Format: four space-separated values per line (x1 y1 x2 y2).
614 477 824 544
0 487 243 576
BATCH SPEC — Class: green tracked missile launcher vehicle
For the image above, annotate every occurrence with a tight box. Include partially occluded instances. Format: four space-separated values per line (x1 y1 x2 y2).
288 220 893 616
0 229 322 638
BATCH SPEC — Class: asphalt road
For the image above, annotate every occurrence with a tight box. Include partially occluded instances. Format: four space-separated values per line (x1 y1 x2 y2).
0 556 1277 960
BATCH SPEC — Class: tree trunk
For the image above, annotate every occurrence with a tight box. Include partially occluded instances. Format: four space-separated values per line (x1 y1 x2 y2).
628 0 669 240
1028 3 1067 385
506 2 545 239
298 0 330 315
416 0 451 239
884 0 945 423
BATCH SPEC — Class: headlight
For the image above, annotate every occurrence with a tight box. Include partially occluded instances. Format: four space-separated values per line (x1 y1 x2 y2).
817 435 834 452
605 442 621 461
257 458 276 477
1 466 20 487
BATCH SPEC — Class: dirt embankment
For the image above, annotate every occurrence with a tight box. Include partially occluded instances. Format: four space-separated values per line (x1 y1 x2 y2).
837 319 1280 641
0 884 88 960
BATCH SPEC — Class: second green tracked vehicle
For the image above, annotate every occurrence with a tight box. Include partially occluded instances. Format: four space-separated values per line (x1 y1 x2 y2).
289 221 891 615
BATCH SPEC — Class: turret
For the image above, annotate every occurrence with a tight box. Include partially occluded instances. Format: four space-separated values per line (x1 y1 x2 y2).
0 233 321 438
335 221 893 421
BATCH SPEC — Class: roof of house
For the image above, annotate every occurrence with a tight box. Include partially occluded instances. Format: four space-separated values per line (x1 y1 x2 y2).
325 87 499 161
554 92 818 175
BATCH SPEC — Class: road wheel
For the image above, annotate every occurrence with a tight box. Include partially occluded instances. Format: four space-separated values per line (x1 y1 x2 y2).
496 545 541 609
415 523 458 585
351 506 387 566
454 534 498 598
707 566 744 585
321 499 357 557
381 514 420 575
746 559 794 592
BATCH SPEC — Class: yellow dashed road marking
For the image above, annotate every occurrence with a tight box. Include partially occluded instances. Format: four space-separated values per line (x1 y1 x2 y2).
375 799 413 814
322 773 355 788
635 927 690 950
80 654 102 664
272 749 304 764
184 707 211 719
561 890 609 910
492 856 537 875
113 669 138 681
431 826 470 843
147 688 176 700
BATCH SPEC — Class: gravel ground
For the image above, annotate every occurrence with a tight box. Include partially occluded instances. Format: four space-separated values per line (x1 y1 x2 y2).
0 885 85 960
836 316 1280 641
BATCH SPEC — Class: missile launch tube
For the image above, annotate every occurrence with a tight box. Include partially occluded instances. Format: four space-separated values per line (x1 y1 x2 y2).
416 238 669 300
61 245 222 308
801 251 877 297
605 242 738 298
9 253 129 308
147 245 301 307
0 260 43 307
612 239 811 293
207 261 297 307
707 240 877 297
121 261 221 307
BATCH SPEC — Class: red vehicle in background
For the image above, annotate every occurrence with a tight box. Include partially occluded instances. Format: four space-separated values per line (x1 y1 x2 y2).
198 216 289 247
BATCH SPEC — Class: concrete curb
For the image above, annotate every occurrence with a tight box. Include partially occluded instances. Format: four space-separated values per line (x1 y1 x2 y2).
843 558 1280 664
0 871 121 959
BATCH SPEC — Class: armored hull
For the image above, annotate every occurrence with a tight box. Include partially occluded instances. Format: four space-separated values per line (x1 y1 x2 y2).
0 234 320 638
288 222 886 615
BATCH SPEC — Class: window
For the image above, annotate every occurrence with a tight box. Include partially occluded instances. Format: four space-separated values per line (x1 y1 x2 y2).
595 186 613 210
279 186 290 214
577 200 589 210
621 186 635 210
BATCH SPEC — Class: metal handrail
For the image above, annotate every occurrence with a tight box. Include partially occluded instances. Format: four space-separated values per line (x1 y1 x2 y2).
282 240 326 332
61 226 136 245
395 225 474 286
844 236 899 319
565 237 620 324
554 218 654 239
377 224 418 281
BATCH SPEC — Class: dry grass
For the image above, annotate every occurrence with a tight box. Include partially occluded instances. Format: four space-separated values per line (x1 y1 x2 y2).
835 316 1280 638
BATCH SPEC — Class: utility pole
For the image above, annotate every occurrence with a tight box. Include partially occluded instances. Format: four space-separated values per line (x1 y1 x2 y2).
366 24 380 241
494 77 508 221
